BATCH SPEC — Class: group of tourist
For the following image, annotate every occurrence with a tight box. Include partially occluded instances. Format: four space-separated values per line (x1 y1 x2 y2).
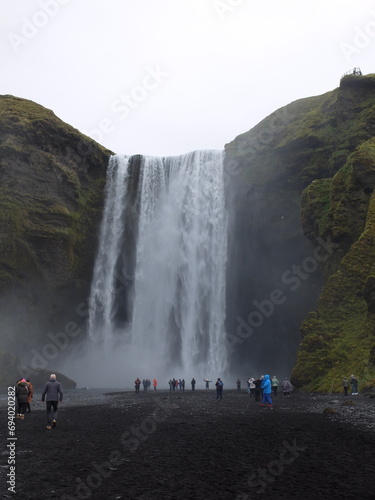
134 378 158 392
246 375 293 400
342 375 359 395
168 378 187 391
15 374 63 430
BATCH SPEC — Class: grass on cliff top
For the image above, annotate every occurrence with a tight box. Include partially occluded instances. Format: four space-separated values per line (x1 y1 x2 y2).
0 94 113 156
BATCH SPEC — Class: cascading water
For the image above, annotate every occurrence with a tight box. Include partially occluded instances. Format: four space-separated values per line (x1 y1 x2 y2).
87 150 228 384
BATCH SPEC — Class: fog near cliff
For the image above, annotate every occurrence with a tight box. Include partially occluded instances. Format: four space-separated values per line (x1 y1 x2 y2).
2 1 374 157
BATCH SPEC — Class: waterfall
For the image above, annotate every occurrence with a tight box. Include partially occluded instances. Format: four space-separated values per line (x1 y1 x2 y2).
88 150 228 380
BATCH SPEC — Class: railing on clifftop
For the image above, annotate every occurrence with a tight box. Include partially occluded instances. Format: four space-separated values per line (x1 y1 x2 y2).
340 67 362 80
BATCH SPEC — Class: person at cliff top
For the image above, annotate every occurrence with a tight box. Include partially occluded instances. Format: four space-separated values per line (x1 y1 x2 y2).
271 375 279 396
16 378 29 419
260 374 273 408
42 373 63 430
350 375 358 395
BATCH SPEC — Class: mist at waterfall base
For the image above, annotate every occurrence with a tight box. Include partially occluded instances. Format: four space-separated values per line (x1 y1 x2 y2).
65 151 229 388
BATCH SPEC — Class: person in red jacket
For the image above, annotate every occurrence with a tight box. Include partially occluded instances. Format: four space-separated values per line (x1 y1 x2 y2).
153 378 158 391
134 378 141 393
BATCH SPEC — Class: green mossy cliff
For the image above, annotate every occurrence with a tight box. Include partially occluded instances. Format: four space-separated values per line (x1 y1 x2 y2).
225 73 375 392
0 95 112 382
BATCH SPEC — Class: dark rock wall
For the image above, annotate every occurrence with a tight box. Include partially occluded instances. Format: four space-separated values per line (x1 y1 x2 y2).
0 95 112 375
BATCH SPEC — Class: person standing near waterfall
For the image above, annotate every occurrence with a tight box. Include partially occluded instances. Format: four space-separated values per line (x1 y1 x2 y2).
260 374 273 409
215 378 224 400
203 378 212 390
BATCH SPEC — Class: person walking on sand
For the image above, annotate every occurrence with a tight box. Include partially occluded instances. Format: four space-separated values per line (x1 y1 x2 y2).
342 377 349 396
215 378 224 400
42 373 63 430
350 375 358 395
281 377 293 397
260 374 273 408
16 378 29 419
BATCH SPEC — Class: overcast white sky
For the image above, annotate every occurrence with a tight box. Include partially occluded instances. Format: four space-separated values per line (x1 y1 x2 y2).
1 0 375 157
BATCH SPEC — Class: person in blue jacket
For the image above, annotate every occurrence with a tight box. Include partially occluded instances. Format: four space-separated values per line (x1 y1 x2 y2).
260 374 273 408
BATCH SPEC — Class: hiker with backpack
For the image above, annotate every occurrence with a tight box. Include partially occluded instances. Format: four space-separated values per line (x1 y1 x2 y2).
215 378 224 400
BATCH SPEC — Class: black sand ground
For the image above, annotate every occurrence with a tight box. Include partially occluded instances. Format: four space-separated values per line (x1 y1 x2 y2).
2 389 375 500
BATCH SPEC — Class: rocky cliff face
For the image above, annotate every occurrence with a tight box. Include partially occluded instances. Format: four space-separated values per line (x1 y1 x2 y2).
224 73 375 390
0 95 112 382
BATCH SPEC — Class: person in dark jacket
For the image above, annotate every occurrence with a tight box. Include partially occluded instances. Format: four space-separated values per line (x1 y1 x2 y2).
42 374 63 430
16 378 29 419
215 378 224 400
135 378 141 393
350 375 358 395
254 377 262 402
